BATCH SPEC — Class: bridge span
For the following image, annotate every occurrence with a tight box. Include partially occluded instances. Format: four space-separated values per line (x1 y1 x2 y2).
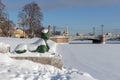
68 34 120 44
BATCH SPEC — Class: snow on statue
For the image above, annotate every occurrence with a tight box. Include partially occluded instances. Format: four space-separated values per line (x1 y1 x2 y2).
15 29 50 53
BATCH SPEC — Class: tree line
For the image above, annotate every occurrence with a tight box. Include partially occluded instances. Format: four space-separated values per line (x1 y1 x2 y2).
0 1 43 37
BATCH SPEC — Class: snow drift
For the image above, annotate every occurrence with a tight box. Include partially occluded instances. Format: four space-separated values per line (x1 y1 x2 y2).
0 54 96 80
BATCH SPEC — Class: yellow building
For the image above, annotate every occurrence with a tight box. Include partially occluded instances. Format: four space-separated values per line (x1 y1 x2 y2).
14 29 28 38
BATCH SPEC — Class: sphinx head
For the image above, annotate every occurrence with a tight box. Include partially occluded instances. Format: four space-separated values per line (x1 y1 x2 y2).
41 29 50 40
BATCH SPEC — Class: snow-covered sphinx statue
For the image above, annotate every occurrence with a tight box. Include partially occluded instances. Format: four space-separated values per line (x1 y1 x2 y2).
15 29 50 54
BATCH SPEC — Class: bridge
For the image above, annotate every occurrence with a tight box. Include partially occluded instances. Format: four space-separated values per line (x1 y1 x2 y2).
68 34 120 44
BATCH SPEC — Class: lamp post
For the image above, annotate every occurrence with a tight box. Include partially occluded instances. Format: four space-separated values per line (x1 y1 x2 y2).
93 27 95 36
101 24 104 35
66 26 69 36
53 26 56 35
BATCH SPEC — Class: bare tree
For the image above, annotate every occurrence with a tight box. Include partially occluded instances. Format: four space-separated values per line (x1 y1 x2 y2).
19 1 43 37
0 0 8 36
0 0 14 37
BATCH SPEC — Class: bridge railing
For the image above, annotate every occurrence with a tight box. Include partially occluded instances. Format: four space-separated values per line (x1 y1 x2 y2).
105 34 120 40
68 34 120 41
68 35 97 41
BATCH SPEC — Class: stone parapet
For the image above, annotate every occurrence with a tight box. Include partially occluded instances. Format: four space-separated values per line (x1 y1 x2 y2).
50 36 69 43
11 54 62 69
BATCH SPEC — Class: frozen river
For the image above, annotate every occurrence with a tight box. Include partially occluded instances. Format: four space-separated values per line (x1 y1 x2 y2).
57 42 120 80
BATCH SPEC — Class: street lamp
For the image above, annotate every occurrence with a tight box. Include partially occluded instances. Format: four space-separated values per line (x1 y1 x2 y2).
101 24 104 35
93 27 95 36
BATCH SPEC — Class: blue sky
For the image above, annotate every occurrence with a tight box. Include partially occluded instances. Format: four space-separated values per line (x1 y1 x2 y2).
2 0 120 34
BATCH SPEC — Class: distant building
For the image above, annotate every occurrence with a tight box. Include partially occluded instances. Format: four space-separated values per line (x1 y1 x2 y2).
14 29 28 38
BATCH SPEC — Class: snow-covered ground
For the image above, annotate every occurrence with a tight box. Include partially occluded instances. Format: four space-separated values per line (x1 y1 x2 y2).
0 37 96 80
57 41 120 80
1 37 120 80
0 54 96 80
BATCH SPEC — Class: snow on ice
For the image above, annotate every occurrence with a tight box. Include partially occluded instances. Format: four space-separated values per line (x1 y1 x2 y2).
57 41 120 80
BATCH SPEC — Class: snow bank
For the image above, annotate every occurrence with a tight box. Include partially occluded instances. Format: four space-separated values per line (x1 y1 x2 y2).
0 42 10 53
0 54 13 63
0 54 96 80
48 40 57 53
